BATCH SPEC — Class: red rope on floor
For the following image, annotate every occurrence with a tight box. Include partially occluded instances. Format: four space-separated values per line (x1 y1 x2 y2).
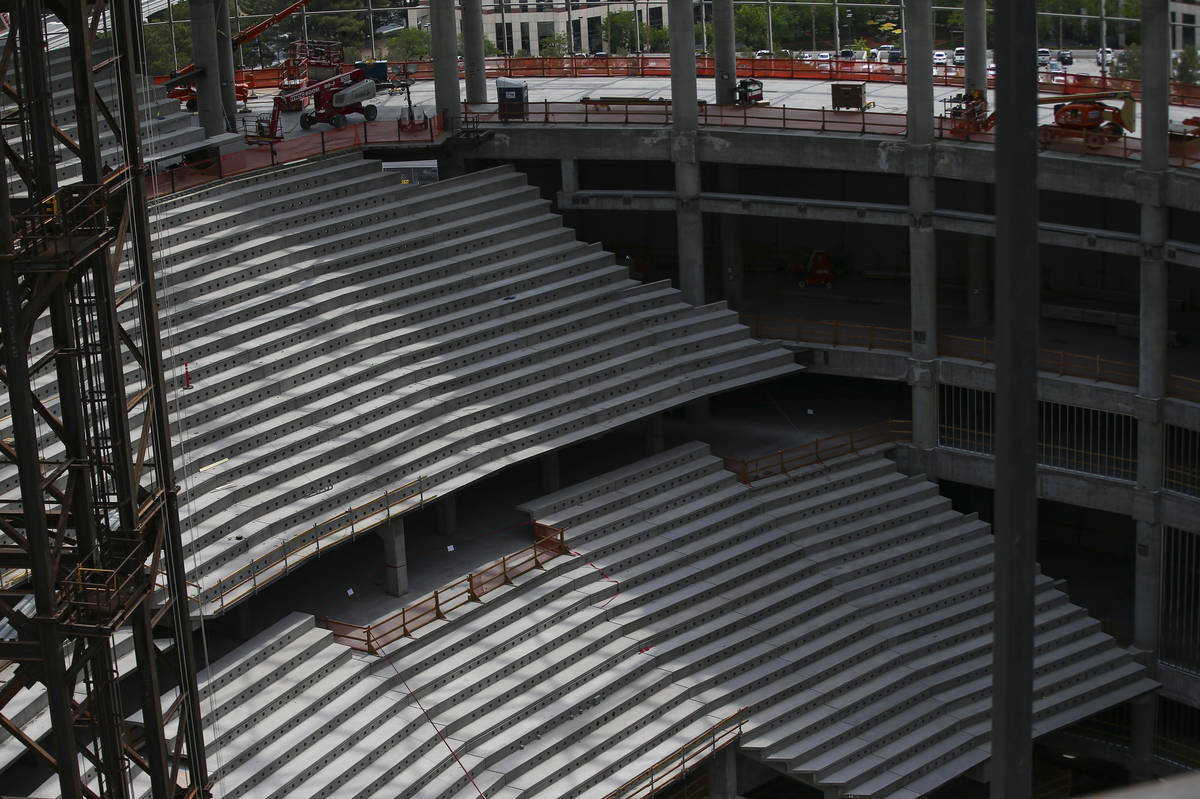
377 643 487 798
569 547 620 608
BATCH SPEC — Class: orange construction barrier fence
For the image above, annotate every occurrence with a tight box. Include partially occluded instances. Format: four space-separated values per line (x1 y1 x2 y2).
316 524 569 654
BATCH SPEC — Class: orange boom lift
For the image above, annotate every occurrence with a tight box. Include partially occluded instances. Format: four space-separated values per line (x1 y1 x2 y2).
165 0 314 111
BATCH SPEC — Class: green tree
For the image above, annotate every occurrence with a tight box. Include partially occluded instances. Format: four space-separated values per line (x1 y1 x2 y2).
1176 45 1200 85
644 26 669 53
457 34 500 57
539 33 569 58
306 0 371 59
601 11 637 55
1113 41 1141 79
733 6 767 51
144 1 193 75
385 28 431 61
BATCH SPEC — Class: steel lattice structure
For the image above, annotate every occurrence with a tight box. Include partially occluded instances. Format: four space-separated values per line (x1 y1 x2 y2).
0 1 209 797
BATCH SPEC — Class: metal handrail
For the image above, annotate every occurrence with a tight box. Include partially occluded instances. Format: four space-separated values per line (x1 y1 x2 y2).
723 419 911 484
206 476 434 612
317 524 569 654
601 708 746 799
742 315 1200 403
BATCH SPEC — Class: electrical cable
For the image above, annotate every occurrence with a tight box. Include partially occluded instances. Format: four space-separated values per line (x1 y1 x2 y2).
375 640 488 799
131 15 228 793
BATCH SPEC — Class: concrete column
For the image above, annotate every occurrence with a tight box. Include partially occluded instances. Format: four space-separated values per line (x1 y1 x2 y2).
437 495 457 536
685 398 711 424
540 451 561 493
188 0 225 136
708 745 737 798
991 0 1040 795
645 414 665 456
717 164 744 309
669 0 704 305
1131 5 1169 776
905 1 937 458
431 0 461 130
234 601 255 640
712 0 736 105
904 2 934 145
215 0 238 129
966 182 991 328
462 0 488 104
560 157 579 206
379 520 408 597
964 0 988 97
1141 1 1169 177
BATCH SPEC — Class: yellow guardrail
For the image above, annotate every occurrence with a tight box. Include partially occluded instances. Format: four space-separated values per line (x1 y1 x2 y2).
205 476 434 612
602 708 746 799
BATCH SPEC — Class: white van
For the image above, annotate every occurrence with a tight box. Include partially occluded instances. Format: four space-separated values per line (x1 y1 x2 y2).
953 47 966 66
1037 48 1051 66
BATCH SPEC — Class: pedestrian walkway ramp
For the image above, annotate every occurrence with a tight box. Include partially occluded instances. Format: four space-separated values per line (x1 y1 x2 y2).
50 445 1151 798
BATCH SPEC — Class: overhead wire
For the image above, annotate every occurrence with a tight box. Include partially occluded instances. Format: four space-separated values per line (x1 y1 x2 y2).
126 4 229 794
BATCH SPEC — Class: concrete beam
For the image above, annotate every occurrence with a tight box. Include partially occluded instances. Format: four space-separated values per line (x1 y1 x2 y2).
560 190 1147 260
468 127 1200 211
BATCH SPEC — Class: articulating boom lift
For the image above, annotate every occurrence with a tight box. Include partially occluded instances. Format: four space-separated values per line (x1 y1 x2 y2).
166 0 315 110
944 89 1137 149
250 68 378 142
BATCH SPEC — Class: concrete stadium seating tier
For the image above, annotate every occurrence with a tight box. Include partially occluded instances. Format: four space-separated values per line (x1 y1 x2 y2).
48 446 1152 798
4 40 227 197
142 154 800 614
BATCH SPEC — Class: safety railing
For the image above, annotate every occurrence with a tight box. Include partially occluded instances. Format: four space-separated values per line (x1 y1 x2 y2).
145 111 447 200
316 524 568 654
1168 374 1200 404
195 58 1200 109
465 99 910 138
601 708 746 799
741 315 911 351
943 333 1142 387
723 419 912 484
743 315 1200 404
205 476 435 613
465 100 1195 169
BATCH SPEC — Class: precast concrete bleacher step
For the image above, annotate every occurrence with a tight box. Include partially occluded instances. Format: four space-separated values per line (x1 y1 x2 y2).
131 153 811 608
156 168 540 277
150 448 1153 798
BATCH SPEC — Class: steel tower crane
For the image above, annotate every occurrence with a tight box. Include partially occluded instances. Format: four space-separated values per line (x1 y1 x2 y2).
0 1 209 797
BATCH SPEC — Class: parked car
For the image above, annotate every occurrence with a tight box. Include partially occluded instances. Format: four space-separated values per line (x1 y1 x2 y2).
816 51 832 61
933 50 948 65
953 47 966 66
1037 48 1052 66
1097 47 1114 65
1057 50 1073 65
